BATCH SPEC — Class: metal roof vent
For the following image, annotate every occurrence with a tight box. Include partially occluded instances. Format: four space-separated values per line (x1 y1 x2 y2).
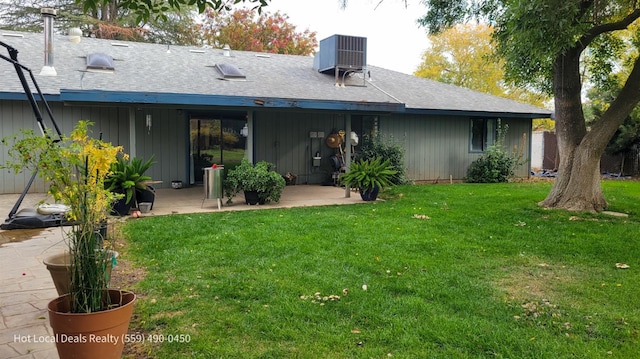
39 8 57 76
314 35 367 75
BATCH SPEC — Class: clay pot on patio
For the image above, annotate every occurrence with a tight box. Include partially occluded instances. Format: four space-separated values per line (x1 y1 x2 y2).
48 289 136 359
44 251 119 296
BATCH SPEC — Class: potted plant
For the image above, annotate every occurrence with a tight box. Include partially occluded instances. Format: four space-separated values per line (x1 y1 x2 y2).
224 158 286 204
340 157 398 201
2 121 135 359
104 154 154 215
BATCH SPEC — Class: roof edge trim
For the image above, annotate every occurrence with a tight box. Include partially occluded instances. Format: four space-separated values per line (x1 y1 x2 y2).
59 90 406 112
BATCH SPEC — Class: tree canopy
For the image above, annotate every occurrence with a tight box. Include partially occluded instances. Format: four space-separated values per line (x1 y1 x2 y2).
82 0 270 23
415 23 549 107
415 0 640 211
0 0 316 53
200 8 317 55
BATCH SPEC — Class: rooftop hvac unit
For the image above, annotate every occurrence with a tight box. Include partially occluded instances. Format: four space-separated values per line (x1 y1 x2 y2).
315 35 367 74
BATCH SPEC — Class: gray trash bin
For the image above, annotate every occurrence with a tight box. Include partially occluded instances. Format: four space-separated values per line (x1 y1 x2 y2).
203 166 224 200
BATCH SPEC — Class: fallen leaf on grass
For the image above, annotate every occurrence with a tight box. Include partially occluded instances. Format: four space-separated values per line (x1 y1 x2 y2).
351 328 361 334
412 214 430 220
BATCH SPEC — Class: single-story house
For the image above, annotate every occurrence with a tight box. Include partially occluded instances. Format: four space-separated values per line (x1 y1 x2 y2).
0 20 552 195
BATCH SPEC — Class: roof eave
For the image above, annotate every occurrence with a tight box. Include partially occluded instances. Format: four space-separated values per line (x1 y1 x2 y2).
403 108 554 119
59 90 406 113
0 92 60 102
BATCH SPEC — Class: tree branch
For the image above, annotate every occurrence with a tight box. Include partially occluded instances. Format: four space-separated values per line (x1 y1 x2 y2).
580 8 640 48
589 54 640 142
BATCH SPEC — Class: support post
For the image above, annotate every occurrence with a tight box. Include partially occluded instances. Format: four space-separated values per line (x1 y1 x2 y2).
344 114 351 198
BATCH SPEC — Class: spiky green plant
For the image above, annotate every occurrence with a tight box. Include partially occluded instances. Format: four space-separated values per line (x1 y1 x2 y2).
340 157 397 192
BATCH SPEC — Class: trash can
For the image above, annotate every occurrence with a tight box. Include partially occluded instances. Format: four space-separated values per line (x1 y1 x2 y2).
203 165 224 200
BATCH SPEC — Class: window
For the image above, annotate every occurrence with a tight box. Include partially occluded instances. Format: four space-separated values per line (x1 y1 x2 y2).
469 118 496 152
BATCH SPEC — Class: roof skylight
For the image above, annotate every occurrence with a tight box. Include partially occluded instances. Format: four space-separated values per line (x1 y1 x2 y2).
215 63 246 80
86 52 115 72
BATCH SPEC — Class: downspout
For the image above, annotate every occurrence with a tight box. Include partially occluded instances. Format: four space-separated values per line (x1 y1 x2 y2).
39 8 57 77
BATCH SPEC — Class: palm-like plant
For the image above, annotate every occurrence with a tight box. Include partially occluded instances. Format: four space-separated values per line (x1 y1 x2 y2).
105 155 154 205
340 157 397 200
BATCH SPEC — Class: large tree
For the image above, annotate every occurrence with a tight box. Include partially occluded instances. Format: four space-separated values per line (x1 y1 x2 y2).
413 0 640 212
80 0 270 23
199 8 317 55
1 0 270 43
0 0 201 43
415 23 549 110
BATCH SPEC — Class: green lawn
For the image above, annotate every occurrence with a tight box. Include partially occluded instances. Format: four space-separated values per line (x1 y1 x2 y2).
121 181 640 358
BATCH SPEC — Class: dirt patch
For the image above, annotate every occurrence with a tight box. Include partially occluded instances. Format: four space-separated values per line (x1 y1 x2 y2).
109 247 147 292
494 257 588 330
496 258 576 303
107 224 153 359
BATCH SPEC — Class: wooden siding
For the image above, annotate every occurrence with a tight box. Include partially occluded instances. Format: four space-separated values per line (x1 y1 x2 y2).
2 98 533 194
1 100 188 194
133 108 188 188
254 111 346 184
383 115 532 181
253 112 532 184
0 100 44 194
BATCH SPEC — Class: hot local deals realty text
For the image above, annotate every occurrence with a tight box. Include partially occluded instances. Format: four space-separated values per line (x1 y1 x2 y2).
14 334 122 345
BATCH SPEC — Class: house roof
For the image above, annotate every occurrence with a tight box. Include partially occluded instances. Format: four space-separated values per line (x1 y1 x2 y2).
0 30 552 118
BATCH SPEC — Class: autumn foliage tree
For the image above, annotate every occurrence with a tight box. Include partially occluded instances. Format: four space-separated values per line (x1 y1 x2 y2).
200 8 317 55
415 23 550 110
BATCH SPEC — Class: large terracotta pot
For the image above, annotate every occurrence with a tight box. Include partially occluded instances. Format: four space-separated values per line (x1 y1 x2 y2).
48 290 136 359
43 251 119 296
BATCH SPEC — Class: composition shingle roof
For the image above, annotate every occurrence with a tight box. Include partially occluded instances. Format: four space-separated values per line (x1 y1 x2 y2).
0 30 552 117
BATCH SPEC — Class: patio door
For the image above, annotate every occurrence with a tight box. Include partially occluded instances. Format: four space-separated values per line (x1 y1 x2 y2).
190 116 247 183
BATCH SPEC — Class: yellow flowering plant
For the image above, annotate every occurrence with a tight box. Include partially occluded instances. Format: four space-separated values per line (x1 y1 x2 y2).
2 120 125 312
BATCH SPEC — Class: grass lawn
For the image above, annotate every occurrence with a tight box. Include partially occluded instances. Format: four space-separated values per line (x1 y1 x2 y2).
120 181 640 358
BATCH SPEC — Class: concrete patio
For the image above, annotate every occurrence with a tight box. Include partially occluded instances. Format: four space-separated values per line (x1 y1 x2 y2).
0 184 363 358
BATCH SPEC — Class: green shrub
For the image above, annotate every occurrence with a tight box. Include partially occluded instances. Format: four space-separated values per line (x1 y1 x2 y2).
357 133 408 185
224 158 285 203
466 123 519 183
466 146 516 183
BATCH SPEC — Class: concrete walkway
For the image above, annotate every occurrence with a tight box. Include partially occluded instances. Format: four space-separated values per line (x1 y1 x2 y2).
0 226 65 358
0 185 362 358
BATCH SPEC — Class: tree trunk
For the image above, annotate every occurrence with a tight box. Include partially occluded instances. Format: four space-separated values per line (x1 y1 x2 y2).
540 141 607 211
541 47 640 212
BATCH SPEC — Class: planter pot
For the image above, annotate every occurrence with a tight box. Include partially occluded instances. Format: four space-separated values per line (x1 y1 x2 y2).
111 197 133 216
135 185 155 210
244 190 263 205
359 186 380 201
44 251 119 296
48 289 136 359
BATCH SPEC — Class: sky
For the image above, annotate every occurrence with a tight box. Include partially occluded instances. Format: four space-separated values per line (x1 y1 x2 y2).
261 0 430 75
